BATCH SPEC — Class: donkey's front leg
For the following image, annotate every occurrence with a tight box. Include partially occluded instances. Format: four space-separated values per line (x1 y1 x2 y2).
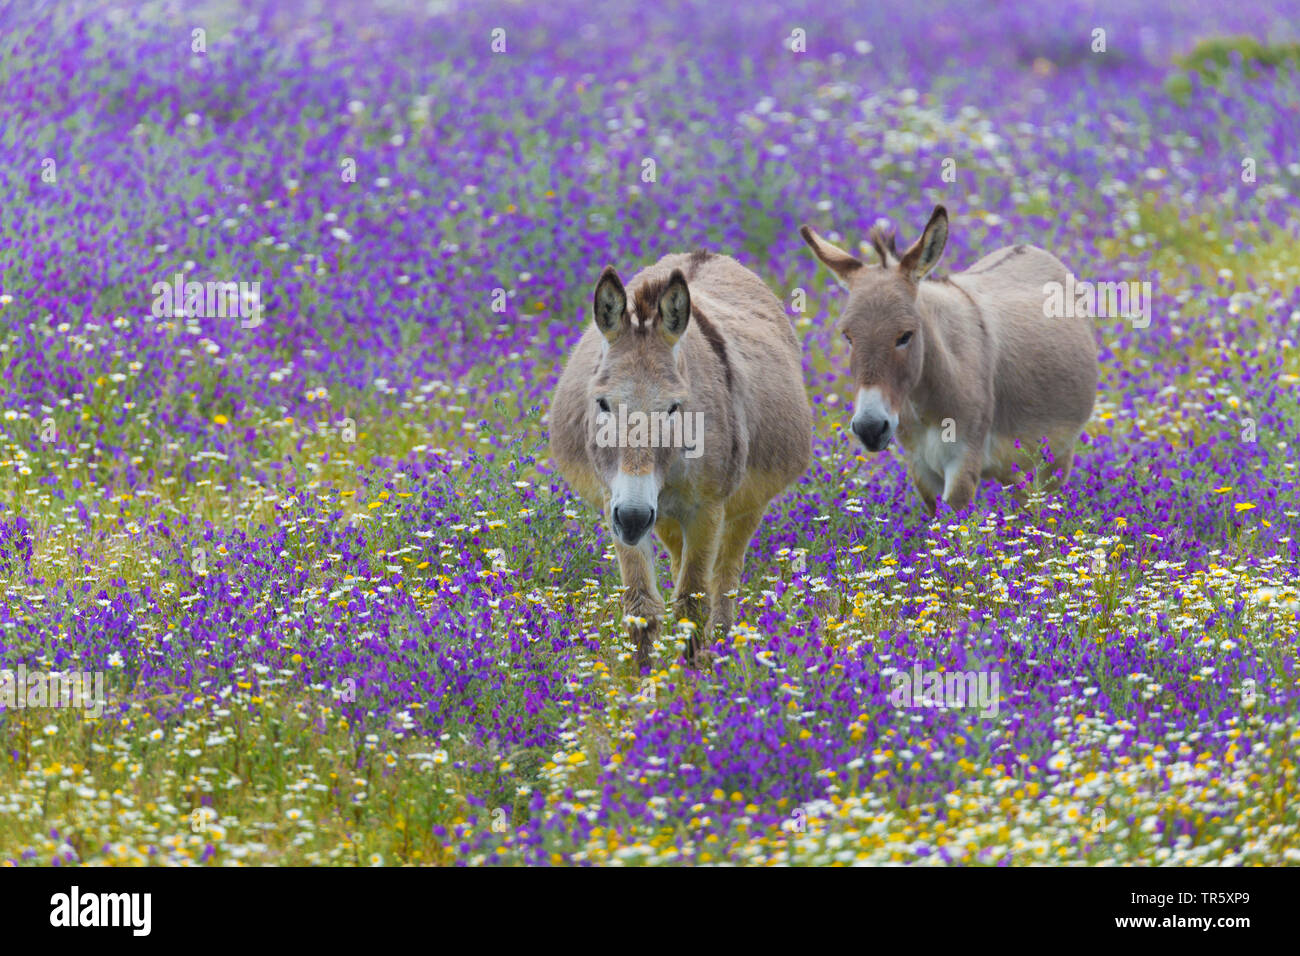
673 503 724 665
912 465 942 517
656 517 684 586
709 507 765 640
941 442 985 511
614 534 663 673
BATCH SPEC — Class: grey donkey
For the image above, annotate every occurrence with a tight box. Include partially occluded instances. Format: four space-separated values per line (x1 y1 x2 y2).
801 206 1097 513
549 250 812 669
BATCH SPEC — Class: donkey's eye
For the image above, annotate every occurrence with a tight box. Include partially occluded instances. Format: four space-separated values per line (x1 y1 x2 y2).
596 398 611 413
668 402 682 416
895 331 914 348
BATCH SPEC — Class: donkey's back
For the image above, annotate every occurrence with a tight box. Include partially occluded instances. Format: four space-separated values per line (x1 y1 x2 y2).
950 244 1098 441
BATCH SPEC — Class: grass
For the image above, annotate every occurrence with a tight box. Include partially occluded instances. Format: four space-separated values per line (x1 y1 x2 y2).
4 206 1295 862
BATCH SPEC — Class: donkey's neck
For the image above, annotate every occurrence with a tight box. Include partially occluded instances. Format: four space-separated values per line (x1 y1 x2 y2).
912 283 966 422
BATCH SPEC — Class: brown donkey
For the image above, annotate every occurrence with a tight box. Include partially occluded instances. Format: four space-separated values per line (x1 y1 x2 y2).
550 251 812 669
801 206 1097 514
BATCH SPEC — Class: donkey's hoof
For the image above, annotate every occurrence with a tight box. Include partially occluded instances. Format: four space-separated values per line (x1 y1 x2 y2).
707 613 734 641
633 643 654 674
678 653 715 675
673 594 709 629
679 636 716 674
626 619 659 673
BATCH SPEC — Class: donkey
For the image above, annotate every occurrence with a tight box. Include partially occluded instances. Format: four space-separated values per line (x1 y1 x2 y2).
800 205 1097 514
549 250 812 670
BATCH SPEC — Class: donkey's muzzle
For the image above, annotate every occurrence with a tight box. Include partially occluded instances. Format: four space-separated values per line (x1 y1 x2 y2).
612 505 655 545
852 417 892 452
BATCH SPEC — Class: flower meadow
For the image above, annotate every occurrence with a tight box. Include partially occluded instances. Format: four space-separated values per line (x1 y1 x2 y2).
0 0 1298 868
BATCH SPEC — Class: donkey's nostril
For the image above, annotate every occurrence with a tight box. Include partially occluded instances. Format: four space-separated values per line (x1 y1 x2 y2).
852 417 891 451
612 505 655 544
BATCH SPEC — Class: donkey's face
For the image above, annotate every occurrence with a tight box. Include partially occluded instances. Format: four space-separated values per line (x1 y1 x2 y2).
585 266 692 546
840 274 924 451
800 206 949 452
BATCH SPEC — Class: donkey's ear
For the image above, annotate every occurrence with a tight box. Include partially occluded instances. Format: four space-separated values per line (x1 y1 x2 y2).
593 266 628 342
799 225 863 289
656 269 691 346
899 205 948 282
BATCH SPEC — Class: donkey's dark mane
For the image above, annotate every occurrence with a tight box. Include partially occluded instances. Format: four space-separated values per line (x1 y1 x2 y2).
632 279 668 327
868 225 898 265
684 248 715 277
690 303 732 392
